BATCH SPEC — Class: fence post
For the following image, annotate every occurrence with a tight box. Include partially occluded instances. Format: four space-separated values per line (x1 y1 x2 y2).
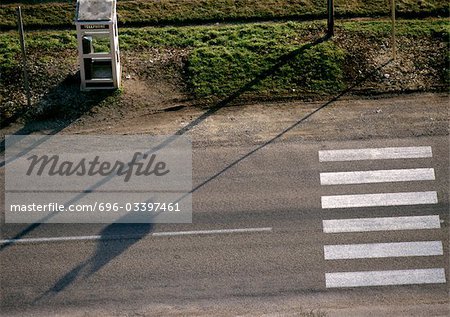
327 0 334 37
17 6 31 107
391 0 396 60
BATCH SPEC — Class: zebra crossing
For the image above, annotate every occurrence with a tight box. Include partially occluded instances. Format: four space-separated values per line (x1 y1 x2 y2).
318 146 447 288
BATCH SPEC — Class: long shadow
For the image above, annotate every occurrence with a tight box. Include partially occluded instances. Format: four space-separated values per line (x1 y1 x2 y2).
33 213 154 303
1 34 330 250
182 58 394 198
175 34 331 136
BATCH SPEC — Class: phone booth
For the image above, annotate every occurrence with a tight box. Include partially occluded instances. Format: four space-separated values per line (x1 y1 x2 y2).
75 0 121 91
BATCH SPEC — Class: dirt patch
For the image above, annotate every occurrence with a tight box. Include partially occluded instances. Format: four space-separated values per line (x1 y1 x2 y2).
0 47 192 129
120 48 191 112
339 34 448 93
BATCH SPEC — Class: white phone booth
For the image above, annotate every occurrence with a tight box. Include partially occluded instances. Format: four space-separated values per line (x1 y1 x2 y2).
75 0 121 91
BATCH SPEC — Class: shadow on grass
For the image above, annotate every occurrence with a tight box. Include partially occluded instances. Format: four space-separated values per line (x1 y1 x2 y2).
176 34 332 135
0 71 116 163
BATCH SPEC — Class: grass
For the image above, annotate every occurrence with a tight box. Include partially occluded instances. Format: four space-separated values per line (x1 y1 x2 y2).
189 42 346 97
340 18 450 37
1 19 449 101
0 30 77 69
0 0 448 29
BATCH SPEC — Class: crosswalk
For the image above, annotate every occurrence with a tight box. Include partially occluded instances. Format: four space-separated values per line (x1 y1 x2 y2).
325 268 446 288
322 215 441 233
318 146 447 288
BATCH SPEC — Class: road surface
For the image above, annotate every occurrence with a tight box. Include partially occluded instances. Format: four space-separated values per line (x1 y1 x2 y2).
0 94 448 316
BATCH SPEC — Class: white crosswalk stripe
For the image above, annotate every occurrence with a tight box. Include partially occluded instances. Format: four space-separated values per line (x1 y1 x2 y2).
325 269 446 288
319 146 432 162
321 191 438 209
320 168 435 185
318 145 446 288
322 215 441 233
324 241 443 260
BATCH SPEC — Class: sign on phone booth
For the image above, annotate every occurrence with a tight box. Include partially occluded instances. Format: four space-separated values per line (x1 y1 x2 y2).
75 0 121 91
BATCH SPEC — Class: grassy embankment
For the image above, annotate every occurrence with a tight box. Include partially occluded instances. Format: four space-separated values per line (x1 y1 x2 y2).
2 19 448 92
0 0 448 29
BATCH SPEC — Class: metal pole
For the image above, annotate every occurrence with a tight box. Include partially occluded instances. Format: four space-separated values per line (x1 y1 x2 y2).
327 0 335 37
17 6 31 107
391 0 396 60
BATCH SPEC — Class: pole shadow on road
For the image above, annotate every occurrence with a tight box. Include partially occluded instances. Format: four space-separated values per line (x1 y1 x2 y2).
186 58 394 196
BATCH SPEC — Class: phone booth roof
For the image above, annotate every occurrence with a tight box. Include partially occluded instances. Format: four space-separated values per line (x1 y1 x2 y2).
76 0 116 22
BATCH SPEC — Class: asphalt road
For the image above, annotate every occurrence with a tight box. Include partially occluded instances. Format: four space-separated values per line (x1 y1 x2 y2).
0 132 449 316
0 100 449 316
